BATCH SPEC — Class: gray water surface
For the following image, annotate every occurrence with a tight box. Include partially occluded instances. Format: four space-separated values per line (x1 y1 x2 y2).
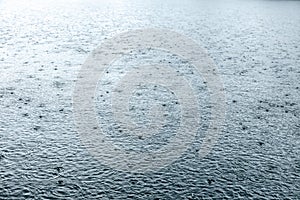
0 0 299 199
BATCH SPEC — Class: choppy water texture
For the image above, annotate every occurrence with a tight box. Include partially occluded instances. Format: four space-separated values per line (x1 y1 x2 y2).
0 0 300 199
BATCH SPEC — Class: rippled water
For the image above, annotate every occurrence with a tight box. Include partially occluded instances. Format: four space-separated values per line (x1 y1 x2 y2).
0 0 299 199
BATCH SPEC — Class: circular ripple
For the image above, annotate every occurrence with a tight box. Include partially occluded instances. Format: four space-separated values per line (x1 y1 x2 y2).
73 29 225 173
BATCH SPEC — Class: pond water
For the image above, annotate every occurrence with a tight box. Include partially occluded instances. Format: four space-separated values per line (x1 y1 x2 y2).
0 0 299 199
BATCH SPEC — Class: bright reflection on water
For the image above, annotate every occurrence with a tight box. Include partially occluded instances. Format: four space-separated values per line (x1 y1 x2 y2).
0 0 299 199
